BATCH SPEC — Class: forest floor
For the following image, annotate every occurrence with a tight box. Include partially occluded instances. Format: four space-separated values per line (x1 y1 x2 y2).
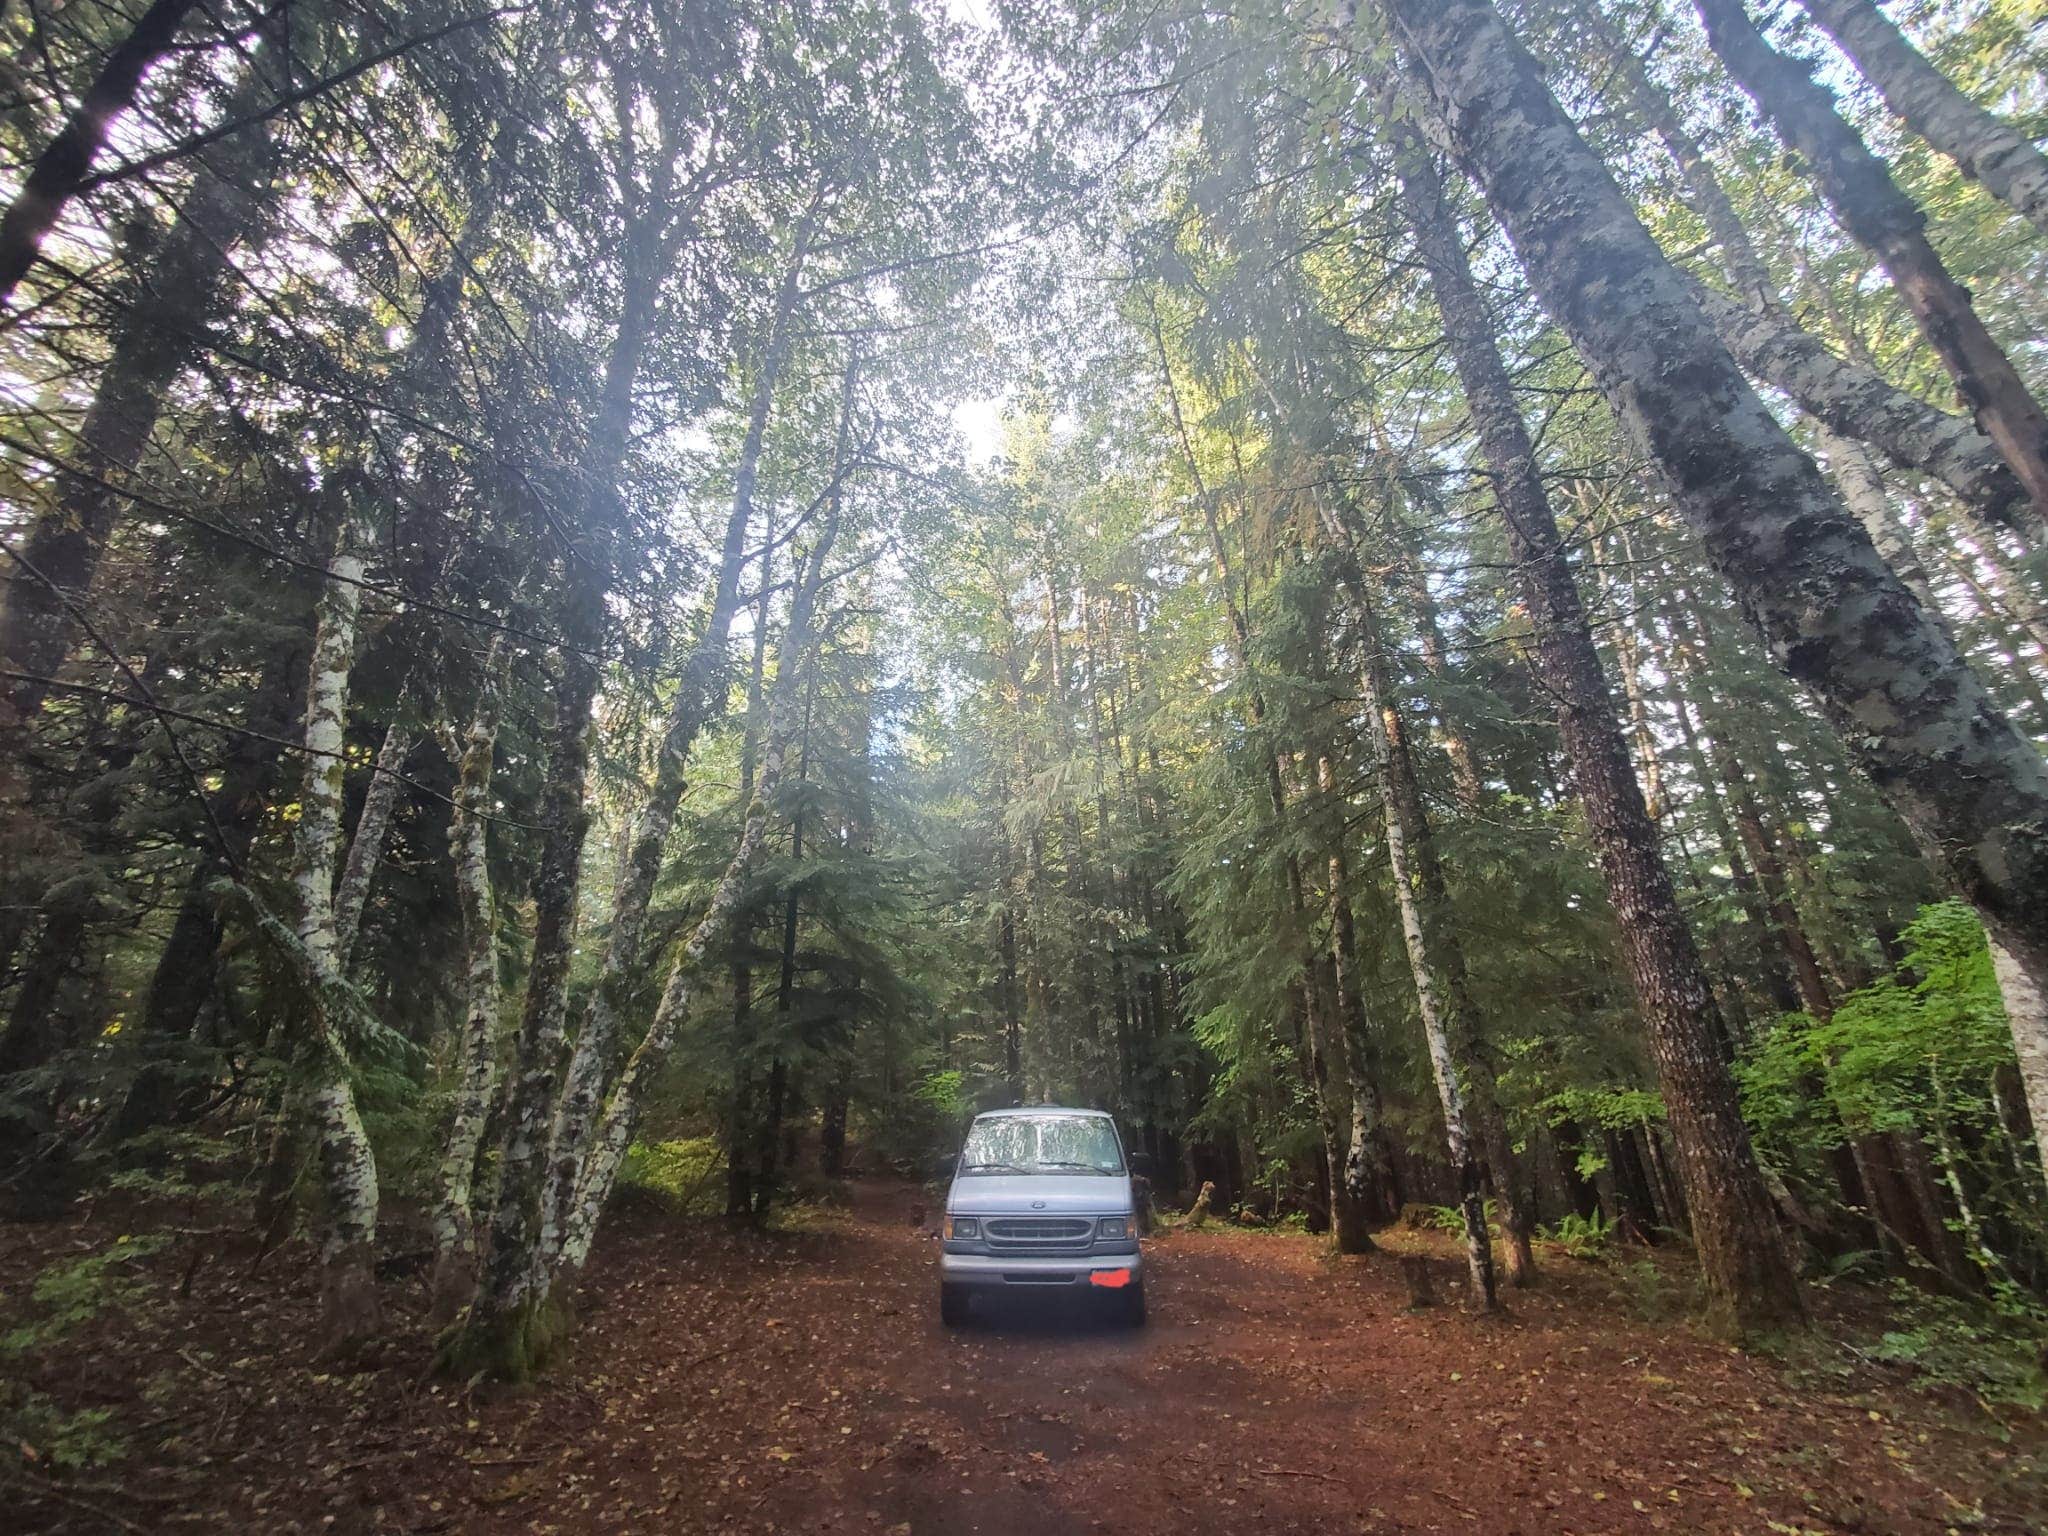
7 1176 2047 1535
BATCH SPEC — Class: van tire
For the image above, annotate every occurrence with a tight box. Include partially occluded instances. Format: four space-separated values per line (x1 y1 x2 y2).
1121 1281 1147 1327
940 1283 970 1327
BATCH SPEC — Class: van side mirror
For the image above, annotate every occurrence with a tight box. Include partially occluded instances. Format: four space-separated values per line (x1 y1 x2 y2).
937 1152 958 1178
1129 1152 1155 1178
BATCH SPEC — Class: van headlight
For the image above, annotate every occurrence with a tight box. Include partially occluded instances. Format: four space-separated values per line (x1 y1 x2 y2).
1098 1217 1129 1239
945 1216 979 1240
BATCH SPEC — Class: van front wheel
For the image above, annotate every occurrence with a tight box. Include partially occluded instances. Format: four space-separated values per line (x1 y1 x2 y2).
1121 1281 1147 1327
940 1283 970 1328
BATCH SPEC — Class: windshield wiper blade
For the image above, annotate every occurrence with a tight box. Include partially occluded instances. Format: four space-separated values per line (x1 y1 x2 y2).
961 1161 1029 1173
1036 1160 1118 1172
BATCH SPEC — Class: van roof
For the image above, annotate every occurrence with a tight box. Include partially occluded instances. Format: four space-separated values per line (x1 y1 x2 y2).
972 1106 1111 1119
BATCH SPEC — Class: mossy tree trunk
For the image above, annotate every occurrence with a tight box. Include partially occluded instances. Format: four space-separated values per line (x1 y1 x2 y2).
1370 0 2048 1303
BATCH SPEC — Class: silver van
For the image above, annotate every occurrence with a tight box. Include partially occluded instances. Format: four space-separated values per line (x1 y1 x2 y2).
938 1106 1145 1327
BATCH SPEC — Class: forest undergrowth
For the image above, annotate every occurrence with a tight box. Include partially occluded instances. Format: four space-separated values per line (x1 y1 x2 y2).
6 1175 2047 1535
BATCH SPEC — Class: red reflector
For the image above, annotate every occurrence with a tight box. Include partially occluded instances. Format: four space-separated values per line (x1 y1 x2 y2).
1089 1268 1132 1289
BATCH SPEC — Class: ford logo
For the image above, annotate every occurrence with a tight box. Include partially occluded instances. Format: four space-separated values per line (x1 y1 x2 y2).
1031 1200 1046 1209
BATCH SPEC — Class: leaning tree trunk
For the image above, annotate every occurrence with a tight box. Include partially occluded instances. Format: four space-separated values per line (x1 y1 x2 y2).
1691 0 2048 523
1687 274 2032 543
1798 0 2048 236
427 639 511 1322
1582 10 2033 543
1816 429 1948 618
0 56 282 738
1388 120 1801 1327
1373 0 2048 1216
332 707 413 971
553 505 843 1291
0 0 204 308
289 502 383 1355
540 217 817 1259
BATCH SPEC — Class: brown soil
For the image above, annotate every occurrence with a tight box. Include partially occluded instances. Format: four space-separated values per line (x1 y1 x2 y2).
8 1178 2045 1534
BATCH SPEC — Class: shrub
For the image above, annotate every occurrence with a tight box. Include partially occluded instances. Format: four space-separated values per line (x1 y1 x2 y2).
614 1138 725 1216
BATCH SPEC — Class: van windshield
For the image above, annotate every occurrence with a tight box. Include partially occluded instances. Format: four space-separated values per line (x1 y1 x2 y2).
960 1115 1124 1175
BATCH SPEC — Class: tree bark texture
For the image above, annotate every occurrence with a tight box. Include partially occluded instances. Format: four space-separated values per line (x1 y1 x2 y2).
1686 281 2030 538
290 504 382 1354
1320 755 1392 1239
454 254 656 1371
1334 556 1530 1303
1372 0 2048 1248
427 640 510 1321
332 711 413 971
1691 0 2048 522
1798 0 2048 235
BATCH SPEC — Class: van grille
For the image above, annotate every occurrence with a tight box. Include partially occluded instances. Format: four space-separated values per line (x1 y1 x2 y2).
985 1216 1093 1253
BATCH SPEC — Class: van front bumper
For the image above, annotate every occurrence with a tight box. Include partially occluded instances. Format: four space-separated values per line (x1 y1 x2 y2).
939 1249 1143 1290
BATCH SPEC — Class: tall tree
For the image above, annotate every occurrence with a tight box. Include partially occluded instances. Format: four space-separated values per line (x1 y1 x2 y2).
1385 116 1800 1325
1366 0 2048 1222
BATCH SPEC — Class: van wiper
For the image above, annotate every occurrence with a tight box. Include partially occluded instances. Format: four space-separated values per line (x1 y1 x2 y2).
1036 1160 1118 1172
961 1161 1029 1173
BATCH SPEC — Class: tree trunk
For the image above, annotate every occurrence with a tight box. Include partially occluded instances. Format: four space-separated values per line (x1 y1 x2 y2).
542 219 818 1257
1340 565 1525 1305
551 506 843 1289
1987 936 2048 1189
1928 533 2048 729
1552 1116 1601 1220
1691 0 2048 522
1605 1126 1662 1242
103 623 307 1142
1152 308 1386 1250
0 53 282 738
820 1093 849 1178
332 710 413 971
1321 757 1391 1243
1798 0 2048 236
1722 753 1836 1022
1657 624 1797 1019
453 244 657 1377
1390 504 1485 811
1374 0 2048 1235
1596 516 1667 823
1816 428 1947 618
1388 117 1789 1323
289 503 382 1355
1586 10 2032 539
1684 281 2031 540
724 510 780 1222
0 0 205 309
753 671 819 1223
427 642 510 1323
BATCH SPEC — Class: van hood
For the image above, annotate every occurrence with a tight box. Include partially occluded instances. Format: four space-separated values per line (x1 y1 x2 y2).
948 1173 1131 1215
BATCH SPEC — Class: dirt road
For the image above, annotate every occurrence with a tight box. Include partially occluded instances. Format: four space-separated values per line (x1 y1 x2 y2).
19 1178 2045 1534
